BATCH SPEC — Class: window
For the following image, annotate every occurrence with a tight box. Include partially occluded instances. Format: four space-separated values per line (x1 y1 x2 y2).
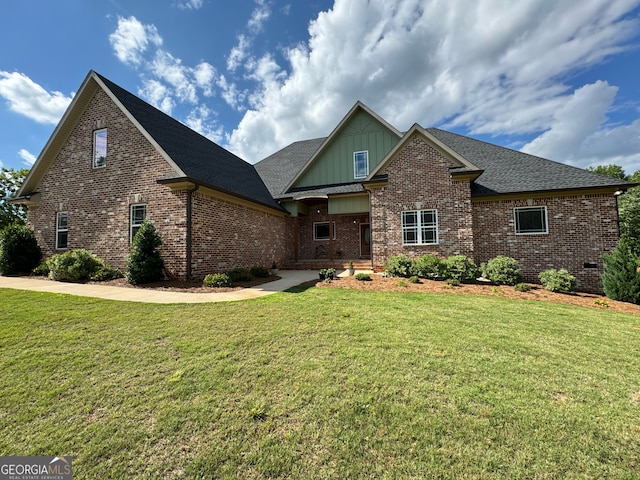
402 210 438 245
515 206 548 234
56 212 68 249
130 204 146 241
354 151 369 179
314 222 336 241
93 128 107 168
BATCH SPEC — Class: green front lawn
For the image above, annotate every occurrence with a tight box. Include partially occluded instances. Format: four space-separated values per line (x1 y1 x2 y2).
1 287 639 479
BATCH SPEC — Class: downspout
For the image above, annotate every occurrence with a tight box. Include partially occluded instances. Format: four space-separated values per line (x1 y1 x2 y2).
186 184 200 280
614 189 626 238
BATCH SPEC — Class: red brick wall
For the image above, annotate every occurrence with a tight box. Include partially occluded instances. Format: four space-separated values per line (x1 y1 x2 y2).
473 194 619 293
369 133 474 268
27 88 188 276
190 191 287 277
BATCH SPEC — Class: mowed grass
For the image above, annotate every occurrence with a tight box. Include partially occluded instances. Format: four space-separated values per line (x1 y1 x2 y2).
1 286 639 479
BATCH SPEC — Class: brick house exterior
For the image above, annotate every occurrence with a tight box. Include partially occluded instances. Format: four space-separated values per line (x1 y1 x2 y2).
14 71 634 292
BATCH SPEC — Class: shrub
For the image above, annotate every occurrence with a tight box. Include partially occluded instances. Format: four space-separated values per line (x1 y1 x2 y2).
32 261 50 277
250 265 270 278
441 255 479 283
0 224 42 275
354 273 371 281
412 254 442 279
384 254 414 277
538 268 576 293
602 237 640 304
409 275 420 284
126 220 164 285
446 278 460 287
227 267 252 283
484 255 523 286
47 249 104 282
90 265 123 281
203 273 231 287
514 282 531 292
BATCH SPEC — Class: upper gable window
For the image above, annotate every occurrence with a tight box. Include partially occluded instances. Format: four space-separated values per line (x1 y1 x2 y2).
514 206 548 234
93 129 107 168
354 151 369 179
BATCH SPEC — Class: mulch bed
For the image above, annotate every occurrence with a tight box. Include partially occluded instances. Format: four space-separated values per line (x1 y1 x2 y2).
316 274 640 316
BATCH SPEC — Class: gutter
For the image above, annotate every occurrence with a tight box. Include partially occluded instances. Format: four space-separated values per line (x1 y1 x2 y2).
186 184 199 280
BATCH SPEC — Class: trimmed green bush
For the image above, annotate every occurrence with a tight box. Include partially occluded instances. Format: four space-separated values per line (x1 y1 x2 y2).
539 268 576 293
602 237 640 304
47 249 104 282
409 275 420 284
32 261 50 277
514 282 531 292
354 273 371 281
412 254 442 279
441 255 480 283
228 267 252 283
90 265 123 281
203 273 232 287
0 224 42 275
126 220 164 285
484 255 523 286
250 265 270 278
384 254 414 277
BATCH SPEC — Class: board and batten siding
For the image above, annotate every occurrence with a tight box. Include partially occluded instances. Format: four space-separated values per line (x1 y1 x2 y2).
293 109 399 188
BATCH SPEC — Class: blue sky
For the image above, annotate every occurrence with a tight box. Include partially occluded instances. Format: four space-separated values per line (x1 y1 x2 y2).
1 0 639 174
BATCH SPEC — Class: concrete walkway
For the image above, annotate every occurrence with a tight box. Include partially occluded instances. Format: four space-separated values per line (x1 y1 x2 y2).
0 270 321 304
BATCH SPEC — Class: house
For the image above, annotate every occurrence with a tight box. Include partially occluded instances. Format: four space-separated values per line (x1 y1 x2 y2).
13 71 634 292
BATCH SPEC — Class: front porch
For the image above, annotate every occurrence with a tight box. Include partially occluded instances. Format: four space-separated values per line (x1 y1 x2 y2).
282 198 372 270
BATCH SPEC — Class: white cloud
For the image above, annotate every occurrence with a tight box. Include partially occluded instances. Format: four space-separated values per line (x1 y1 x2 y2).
0 71 73 125
175 0 204 10
226 0 272 73
185 105 224 143
226 0 640 166
109 16 162 66
522 81 640 172
18 149 37 166
138 79 175 114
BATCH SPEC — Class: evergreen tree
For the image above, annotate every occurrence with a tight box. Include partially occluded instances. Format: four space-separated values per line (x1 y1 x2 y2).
602 236 640 304
125 220 165 284
0 224 42 275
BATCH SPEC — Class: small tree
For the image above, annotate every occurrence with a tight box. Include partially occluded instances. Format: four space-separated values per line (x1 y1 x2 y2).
0 224 42 275
602 237 640 304
126 220 164 284
0 167 29 230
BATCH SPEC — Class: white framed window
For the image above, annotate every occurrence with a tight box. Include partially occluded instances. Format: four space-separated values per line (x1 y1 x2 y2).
354 151 369 179
314 221 336 241
514 206 548 234
93 128 107 168
402 210 438 245
130 204 146 241
56 212 68 249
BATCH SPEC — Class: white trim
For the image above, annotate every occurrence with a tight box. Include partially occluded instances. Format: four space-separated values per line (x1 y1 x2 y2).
401 209 439 245
354 150 369 179
130 204 147 242
93 128 107 168
313 221 336 241
514 206 548 235
56 211 68 249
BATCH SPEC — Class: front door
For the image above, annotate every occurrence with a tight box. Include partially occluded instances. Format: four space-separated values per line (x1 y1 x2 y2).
360 223 371 258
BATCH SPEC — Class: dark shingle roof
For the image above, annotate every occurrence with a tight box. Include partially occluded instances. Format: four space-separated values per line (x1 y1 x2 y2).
256 125 634 198
96 72 283 211
254 138 326 198
426 128 632 195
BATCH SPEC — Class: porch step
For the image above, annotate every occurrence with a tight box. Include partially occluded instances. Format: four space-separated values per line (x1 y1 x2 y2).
283 259 372 271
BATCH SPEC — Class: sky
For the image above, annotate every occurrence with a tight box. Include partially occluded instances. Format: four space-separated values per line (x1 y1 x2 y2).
1 0 639 176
